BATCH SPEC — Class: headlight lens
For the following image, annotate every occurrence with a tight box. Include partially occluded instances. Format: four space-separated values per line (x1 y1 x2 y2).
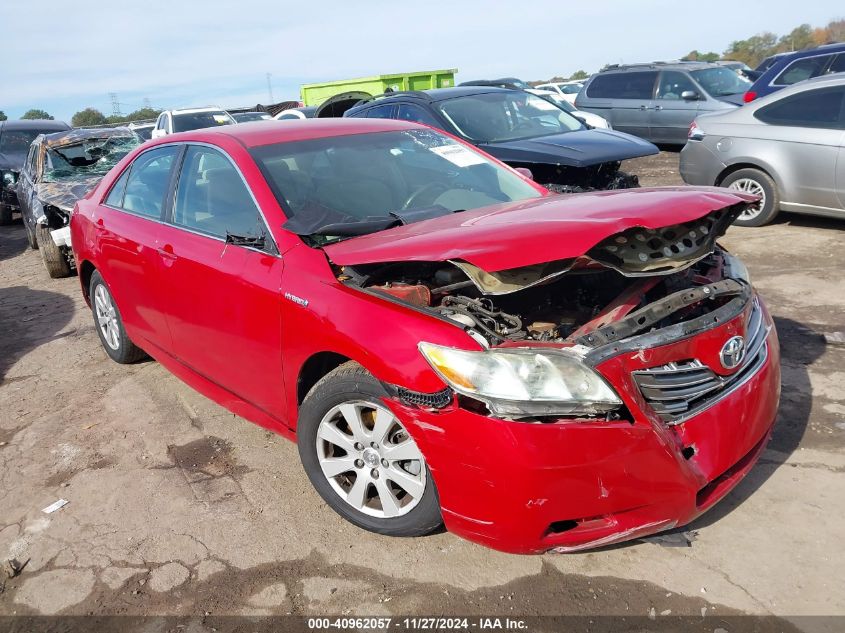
2 171 15 187
418 343 622 417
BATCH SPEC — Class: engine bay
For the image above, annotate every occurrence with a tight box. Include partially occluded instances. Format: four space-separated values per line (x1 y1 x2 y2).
339 246 741 348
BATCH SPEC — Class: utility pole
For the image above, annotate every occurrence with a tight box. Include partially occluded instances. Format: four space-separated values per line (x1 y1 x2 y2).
266 73 274 104
109 93 122 117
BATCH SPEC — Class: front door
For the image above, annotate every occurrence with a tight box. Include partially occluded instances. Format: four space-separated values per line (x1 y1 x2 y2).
155 144 286 418
651 71 701 145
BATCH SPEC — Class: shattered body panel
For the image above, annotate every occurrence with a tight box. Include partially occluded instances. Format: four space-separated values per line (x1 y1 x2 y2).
70 119 779 553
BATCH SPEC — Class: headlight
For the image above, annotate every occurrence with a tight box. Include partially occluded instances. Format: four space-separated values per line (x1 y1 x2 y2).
418 343 622 418
2 171 15 187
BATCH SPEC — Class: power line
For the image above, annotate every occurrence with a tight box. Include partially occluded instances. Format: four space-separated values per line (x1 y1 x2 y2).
109 92 122 117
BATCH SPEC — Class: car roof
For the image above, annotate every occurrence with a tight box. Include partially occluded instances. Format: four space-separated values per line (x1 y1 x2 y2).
167 107 227 115
0 120 71 132
145 117 426 148
40 127 136 148
599 61 719 73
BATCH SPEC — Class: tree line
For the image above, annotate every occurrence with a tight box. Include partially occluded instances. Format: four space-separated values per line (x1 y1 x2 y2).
683 18 845 68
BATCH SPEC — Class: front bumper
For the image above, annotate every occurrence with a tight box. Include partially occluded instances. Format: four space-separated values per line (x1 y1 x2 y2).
388 294 780 554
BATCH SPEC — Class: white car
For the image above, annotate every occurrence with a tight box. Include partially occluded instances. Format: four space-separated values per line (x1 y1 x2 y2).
526 89 611 129
151 107 236 138
535 81 584 104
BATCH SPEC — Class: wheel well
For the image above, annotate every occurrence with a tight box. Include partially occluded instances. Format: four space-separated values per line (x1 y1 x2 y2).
715 162 774 187
79 260 96 302
297 352 351 404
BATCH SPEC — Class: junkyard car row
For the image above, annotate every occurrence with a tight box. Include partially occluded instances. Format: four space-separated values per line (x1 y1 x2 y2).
2 53 842 553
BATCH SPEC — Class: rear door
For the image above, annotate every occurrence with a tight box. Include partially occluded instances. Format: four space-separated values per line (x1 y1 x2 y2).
154 144 286 417
17 142 40 230
651 71 701 144
95 145 179 350
581 71 657 140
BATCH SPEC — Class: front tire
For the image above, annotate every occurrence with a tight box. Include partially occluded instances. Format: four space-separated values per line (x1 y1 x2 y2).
722 168 780 227
298 362 443 537
34 224 71 277
89 270 147 364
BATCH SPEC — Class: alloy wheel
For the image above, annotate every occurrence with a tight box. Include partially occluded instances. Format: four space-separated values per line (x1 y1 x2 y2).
728 178 766 221
94 284 121 350
315 401 426 518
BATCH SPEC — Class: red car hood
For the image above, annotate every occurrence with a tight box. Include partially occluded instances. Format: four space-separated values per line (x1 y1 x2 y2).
322 187 756 273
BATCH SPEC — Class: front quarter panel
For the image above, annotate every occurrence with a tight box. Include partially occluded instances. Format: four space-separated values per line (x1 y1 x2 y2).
277 242 479 428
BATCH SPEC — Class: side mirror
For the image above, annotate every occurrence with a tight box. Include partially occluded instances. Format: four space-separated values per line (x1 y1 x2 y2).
151 128 166 139
572 114 594 129
681 90 701 101
514 167 533 180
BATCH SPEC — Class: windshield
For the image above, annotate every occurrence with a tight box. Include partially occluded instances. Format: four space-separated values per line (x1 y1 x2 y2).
250 129 542 244
559 84 582 94
234 112 271 122
43 135 140 182
436 92 584 143
690 67 751 96
537 92 576 112
0 130 43 155
172 111 234 133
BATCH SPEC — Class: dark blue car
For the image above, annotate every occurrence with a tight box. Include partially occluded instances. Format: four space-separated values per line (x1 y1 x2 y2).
745 42 845 102
343 87 658 192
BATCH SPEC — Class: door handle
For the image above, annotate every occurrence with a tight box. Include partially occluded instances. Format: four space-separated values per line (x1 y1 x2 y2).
157 244 177 260
654 105 663 111
640 104 650 110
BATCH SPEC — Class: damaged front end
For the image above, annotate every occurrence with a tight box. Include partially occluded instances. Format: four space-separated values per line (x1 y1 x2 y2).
334 199 758 421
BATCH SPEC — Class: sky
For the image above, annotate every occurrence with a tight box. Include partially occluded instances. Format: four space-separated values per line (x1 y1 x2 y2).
1 0 841 121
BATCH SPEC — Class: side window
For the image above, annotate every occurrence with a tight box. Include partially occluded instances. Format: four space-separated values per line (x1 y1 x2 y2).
585 72 657 99
774 55 833 86
121 146 178 218
172 146 264 239
165 115 172 133
25 144 39 179
754 87 845 129
365 104 396 119
155 114 166 130
827 53 845 75
656 71 698 100
396 103 441 127
105 168 131 207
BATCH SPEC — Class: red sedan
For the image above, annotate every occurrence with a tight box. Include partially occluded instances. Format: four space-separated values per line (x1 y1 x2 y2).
70 119 780 553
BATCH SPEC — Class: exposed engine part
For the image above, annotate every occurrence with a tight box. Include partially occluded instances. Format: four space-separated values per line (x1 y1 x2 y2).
438 296 523 344
511 161 638 192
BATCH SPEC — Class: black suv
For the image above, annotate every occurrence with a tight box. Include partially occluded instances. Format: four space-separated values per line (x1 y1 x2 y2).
0 119 71 224
344 87 657 191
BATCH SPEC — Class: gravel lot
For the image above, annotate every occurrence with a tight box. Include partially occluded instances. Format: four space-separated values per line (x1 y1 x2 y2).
1 152 843 631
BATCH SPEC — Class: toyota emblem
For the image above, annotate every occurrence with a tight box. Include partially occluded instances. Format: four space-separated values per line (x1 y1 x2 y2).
720 336 746 369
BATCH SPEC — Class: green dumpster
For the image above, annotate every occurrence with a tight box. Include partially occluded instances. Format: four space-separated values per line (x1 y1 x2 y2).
301 69 458 107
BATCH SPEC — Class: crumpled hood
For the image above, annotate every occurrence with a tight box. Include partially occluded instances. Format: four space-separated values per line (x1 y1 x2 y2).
480 129 658 168
323 187 756 273
34 177 102 213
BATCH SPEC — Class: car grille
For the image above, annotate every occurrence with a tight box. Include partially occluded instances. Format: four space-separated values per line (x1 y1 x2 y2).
631 299 769 425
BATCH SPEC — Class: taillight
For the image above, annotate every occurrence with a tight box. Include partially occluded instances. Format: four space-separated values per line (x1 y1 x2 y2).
688 121 705 141
743 91 757 103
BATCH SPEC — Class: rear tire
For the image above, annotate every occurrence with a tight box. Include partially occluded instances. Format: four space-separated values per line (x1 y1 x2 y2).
89 270 147 364
722 168 779 227
298 362 443 537
34 224 71 278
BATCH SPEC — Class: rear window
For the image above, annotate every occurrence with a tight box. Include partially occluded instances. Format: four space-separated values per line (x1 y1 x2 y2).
773 54 834 86
754 87 845 129
585 72 657 99
0 130 43 154
172 111 234 133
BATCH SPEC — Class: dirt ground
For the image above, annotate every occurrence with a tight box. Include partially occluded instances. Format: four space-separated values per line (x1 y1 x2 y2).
1 152 844 631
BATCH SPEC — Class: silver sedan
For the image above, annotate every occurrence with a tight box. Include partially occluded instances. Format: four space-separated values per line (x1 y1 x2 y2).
680 74 845 226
